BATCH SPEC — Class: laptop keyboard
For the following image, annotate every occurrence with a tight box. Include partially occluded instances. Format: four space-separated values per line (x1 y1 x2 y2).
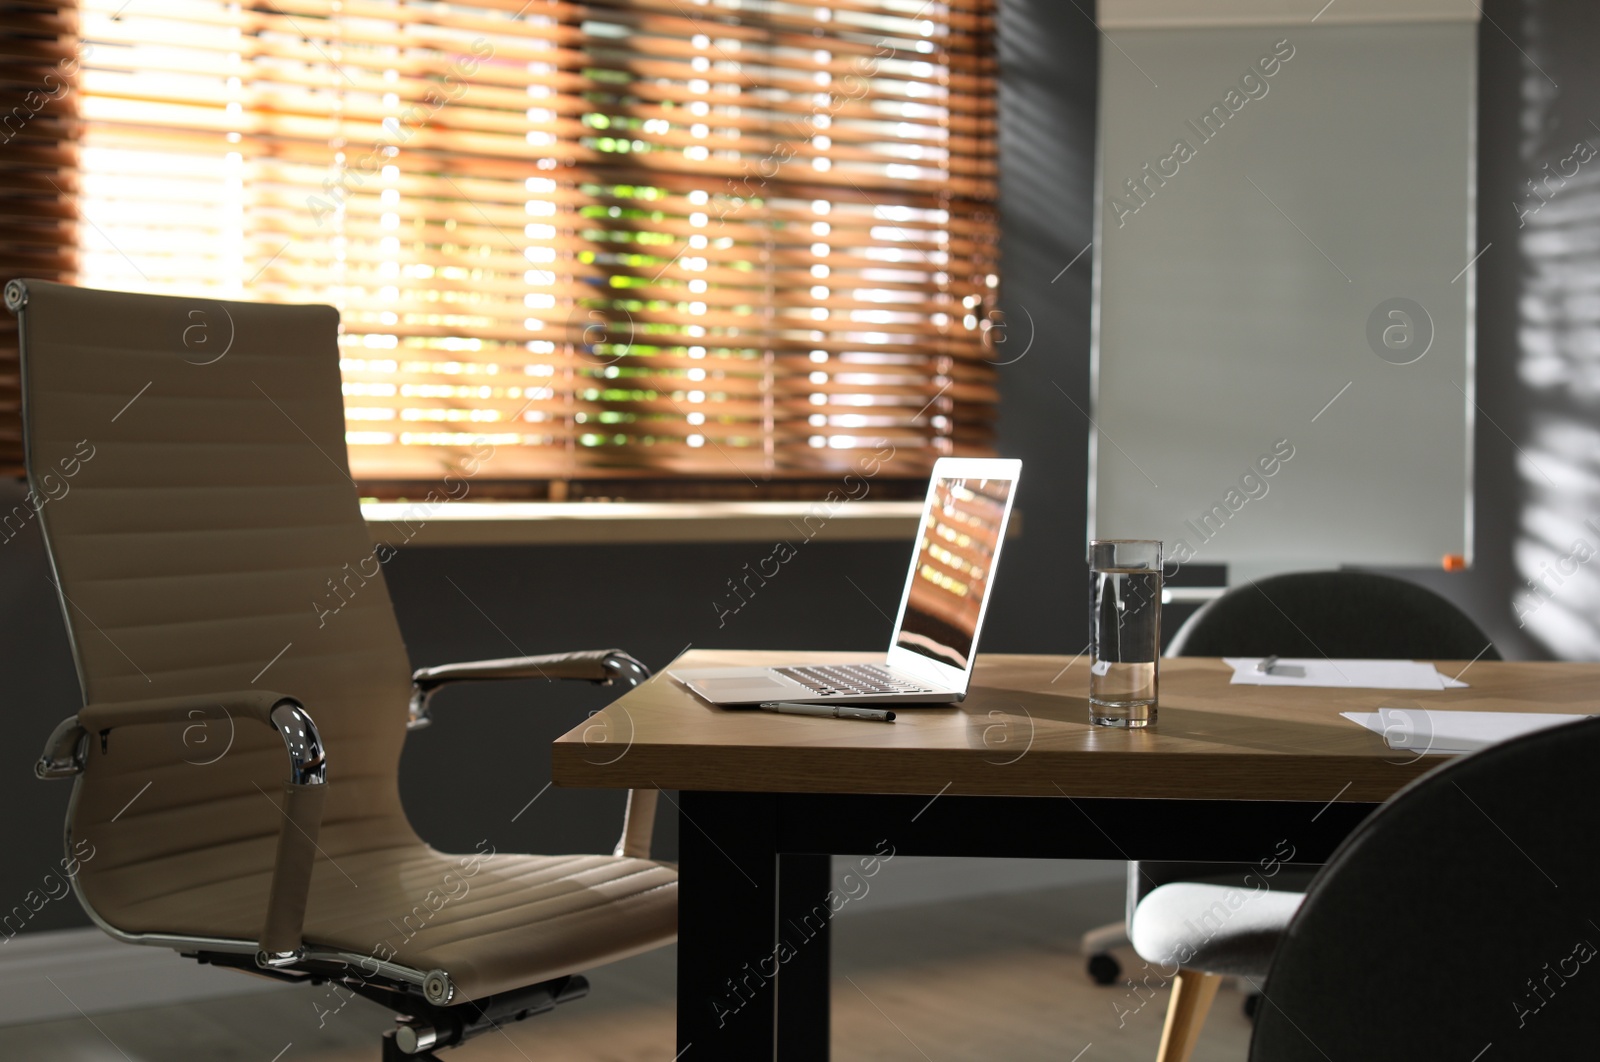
774 664 935 697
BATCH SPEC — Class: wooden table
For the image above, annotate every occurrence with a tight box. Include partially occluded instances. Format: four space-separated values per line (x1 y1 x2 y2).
552 650 1600 1060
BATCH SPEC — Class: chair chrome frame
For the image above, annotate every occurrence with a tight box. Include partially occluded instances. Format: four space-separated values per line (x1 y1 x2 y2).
13 278 665 1060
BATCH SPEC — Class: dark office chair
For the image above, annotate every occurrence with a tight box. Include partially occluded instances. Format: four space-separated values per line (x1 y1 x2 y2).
1247 714 1600 1059
9 280 676 1060
1099 571 1500 1062
1164 570 1500 659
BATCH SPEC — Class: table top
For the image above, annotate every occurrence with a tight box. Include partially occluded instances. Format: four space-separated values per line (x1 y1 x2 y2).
551 650 1600 802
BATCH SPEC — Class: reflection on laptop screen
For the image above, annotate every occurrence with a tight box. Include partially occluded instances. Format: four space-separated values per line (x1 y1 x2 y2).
894 476 1014 671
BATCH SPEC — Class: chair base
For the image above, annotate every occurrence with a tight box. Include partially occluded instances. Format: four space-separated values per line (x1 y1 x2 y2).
194 950 588 1058
1085 951 1122 986
355 973 590 1057
1080 918 1129 985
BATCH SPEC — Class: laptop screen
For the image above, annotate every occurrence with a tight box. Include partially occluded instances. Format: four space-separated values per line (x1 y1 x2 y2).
893 475 1015 671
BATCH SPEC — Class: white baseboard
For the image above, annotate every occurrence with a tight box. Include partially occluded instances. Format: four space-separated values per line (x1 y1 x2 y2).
0 858 1127 1025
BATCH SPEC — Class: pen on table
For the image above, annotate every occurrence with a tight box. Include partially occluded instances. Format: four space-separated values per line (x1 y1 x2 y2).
758 702 896 723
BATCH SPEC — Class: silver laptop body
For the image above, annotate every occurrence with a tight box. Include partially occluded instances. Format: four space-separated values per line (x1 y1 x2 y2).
671 457 1021 706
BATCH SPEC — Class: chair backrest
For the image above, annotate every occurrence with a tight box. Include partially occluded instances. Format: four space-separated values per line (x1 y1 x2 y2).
12 280 420 937
1250 714 1600 1060
1166 570 1499 661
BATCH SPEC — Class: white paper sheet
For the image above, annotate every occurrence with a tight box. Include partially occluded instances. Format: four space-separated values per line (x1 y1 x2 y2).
1341 709 1589 754
1224 657 1466 690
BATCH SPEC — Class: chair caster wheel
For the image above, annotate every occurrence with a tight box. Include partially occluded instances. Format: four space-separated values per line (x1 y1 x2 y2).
384 1030 442 1061
1243 992 1262 1020
1086 952 1121 986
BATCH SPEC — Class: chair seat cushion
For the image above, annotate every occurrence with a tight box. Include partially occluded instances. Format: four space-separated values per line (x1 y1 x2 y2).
106 842 678 1003
1129 881 1303 979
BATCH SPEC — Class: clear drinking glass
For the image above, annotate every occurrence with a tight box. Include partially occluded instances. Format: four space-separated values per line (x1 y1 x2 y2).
1088 539 1162 727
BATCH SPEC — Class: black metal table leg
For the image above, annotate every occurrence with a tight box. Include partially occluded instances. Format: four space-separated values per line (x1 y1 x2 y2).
776 852 832 1061
676 791 780 1060
675 790 1380 1058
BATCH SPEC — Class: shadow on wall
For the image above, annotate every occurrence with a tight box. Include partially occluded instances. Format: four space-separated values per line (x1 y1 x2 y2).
1503 0 1600 658
1351 0 1596 662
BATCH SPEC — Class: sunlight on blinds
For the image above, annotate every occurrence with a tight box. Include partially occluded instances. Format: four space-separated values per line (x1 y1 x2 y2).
73 0 998 490
0 1 79 474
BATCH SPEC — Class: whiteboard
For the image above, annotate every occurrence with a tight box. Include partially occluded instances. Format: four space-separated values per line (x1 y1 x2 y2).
1090 20 1477 581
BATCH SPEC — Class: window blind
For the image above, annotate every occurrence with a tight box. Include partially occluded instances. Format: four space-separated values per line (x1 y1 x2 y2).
0 1 79 478
67 0 998 493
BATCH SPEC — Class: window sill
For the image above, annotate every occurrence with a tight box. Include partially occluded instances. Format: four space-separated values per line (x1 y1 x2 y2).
363 500 1014 547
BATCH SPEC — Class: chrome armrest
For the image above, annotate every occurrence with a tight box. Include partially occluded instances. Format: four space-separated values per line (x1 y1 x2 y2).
44 689 326 785
408 648 651 729
268 700 328 786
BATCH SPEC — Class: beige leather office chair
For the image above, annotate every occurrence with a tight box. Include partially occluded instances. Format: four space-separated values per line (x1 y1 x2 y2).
8 279 676 1059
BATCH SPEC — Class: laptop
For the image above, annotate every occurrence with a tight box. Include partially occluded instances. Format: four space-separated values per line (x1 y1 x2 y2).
671 457 1021 706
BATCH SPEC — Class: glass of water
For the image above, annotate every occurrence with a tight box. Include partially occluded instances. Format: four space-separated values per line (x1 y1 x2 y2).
1088 539 1162 728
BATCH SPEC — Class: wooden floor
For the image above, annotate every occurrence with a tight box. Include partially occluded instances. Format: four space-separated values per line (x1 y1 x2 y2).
3 880 1253 1061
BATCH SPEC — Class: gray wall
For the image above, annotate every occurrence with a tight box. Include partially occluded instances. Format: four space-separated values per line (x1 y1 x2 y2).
0 0 1590 937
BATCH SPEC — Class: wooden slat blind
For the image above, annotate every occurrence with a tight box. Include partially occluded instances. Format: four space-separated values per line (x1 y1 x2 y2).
0 1 79 477
68 0 998 490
